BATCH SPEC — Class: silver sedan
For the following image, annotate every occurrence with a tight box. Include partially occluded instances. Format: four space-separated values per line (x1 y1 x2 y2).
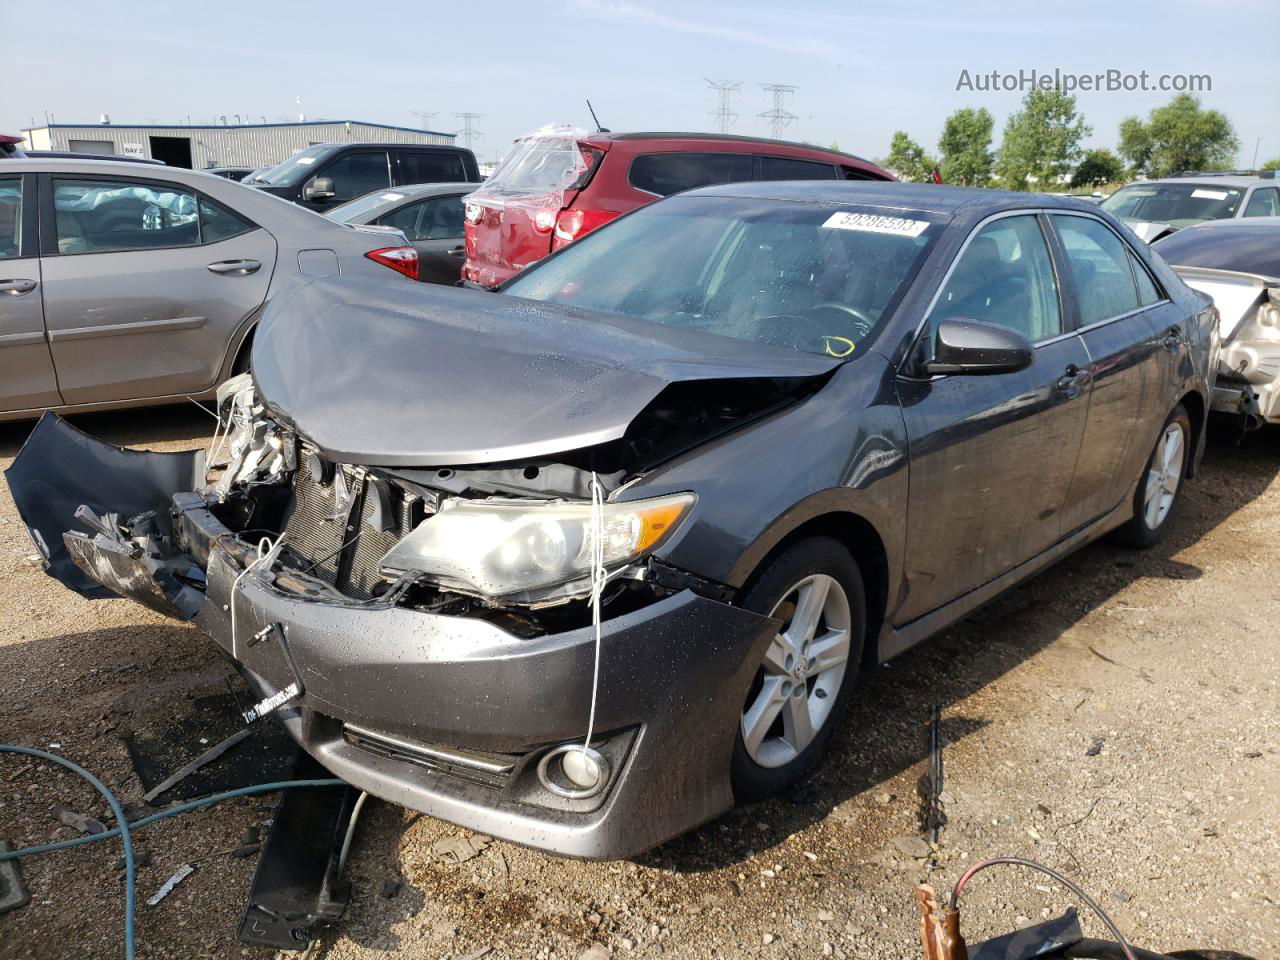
0 158 422 419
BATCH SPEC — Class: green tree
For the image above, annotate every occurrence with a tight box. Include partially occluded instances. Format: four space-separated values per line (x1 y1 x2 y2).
995 89 1091 190
1263 157 1280 171
1116 95 1238 177
1070 148 1125 189
884 131 936 183
938 107 993 186
829 140 841 152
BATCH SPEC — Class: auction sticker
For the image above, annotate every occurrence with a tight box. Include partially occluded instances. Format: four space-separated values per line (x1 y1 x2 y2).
823 211 929 237
1190 188 1229 201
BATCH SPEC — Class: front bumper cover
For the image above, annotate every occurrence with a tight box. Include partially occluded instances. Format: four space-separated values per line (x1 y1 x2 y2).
7 414 777 859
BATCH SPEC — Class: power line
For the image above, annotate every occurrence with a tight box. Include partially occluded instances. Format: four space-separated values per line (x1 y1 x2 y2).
706 78 742 134
455 113 484 151
758 83 798 140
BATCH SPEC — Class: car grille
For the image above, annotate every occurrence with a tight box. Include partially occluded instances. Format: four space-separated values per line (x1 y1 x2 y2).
343 723 515 790
281 443 412 600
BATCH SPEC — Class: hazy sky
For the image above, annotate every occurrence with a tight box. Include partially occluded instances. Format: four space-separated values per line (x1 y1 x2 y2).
4 0 1277 168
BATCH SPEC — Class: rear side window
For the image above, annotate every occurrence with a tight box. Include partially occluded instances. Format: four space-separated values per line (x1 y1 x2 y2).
758 156 837 181
629 152 753 196
0 176 19 259
1051 215 1140 325
1243 187 1280 217
53 178 199 254
318 150 391 203
199 197 254 243
1129 251 1163 306
399 151 465 185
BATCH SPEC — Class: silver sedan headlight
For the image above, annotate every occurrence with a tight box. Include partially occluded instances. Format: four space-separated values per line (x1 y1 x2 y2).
379 493 696 600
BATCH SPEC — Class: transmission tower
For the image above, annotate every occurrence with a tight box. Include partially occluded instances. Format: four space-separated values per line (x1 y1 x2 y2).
706 78 742 134
758 83 798 139
410 108 437 127
455 113 484 151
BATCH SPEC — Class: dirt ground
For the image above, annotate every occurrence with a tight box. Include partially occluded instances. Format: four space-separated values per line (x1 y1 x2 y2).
0 405 1276 960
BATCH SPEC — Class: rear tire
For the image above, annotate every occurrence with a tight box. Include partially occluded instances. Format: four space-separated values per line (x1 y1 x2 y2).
1111 404 1191 548
730 537 866 803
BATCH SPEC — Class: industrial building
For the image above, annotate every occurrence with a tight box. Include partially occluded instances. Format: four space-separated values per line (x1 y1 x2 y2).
19 120 456 170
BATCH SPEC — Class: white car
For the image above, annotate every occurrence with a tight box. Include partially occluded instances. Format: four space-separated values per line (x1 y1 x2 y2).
1155 217 1280 428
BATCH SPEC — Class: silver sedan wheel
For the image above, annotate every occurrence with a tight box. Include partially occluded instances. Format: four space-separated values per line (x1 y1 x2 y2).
741 574 851 769
1144 421 1185 530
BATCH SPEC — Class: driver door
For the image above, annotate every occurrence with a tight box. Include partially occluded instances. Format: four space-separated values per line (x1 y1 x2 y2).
895 213 1091 624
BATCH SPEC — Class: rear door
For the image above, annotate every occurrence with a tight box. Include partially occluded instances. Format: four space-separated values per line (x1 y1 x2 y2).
378 193 466 284
39 173 277 404
0 173 61 411
896 212 1091 623
1049 213 1172 533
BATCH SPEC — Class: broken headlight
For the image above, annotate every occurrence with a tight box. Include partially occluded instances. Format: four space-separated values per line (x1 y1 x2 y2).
378 493 695 600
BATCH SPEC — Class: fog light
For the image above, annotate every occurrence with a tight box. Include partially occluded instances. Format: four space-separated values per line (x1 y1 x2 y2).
537 744 610 799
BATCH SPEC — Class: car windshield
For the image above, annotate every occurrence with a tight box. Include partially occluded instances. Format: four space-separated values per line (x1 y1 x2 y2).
502 195 942 358
324 190 407 223
244 146 334 186
1100 182 1244 227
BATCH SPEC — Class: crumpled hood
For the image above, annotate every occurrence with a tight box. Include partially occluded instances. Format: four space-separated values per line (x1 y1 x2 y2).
251 276 840 466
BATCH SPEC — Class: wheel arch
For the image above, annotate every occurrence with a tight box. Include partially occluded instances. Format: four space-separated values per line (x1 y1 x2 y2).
734 509 891 671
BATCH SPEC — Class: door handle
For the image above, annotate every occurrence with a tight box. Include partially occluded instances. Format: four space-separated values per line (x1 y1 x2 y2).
207 259 262 276
1163 326 1182 350
448 246 465 258
1056 364 1089 395
0 279 37 295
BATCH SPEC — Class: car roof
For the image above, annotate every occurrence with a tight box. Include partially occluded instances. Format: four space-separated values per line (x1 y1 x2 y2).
383 181 476 197
678 180 1098 216
303 141 471 151
581 131 881 167
1124 175 1268 189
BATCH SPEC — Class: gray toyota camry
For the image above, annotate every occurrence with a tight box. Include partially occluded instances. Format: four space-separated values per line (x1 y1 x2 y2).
10 182 1215 859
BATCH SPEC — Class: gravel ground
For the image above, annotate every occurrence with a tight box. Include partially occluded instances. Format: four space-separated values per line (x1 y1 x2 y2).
0 405 1276 960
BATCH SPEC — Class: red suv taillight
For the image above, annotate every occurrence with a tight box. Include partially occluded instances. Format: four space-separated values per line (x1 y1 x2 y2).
365 246 419 281
552 208 619 249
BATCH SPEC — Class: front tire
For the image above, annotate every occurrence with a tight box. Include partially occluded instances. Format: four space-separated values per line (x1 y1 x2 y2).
730 537 866 803
1112 404 1191 548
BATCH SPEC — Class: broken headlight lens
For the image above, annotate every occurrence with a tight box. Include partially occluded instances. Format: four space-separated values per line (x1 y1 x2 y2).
378 492 695 599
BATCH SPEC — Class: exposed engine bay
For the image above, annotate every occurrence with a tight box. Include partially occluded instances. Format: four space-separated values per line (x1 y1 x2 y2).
21 370 820 638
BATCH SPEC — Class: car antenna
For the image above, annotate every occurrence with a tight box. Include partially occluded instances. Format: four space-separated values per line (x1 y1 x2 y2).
586 99 609 133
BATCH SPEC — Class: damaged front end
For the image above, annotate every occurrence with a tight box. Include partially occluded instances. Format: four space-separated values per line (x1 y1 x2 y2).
6 363 801 857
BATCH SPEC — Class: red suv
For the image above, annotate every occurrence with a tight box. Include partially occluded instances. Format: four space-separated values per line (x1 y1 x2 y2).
462 130 894 288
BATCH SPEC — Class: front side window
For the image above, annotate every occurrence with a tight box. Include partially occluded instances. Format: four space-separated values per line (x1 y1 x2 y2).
399 151 465 184
628 152 754 197
930 215 1061 343
758 156 837 181
54 178 199 255
0 176 20 259
318 151 390 203
1051 215 1140 326
503 196 940 358
1243 187 1280 217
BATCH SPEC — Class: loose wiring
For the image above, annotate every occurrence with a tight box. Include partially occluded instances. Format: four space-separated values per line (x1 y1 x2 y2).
951 856 1138 960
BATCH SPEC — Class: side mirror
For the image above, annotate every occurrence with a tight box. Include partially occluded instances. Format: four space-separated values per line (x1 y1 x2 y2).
303 176 335 202
924 318 1033 376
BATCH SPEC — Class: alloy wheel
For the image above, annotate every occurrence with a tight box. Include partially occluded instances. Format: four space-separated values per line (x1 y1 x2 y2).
1143 421 1185 530
741 573 852 769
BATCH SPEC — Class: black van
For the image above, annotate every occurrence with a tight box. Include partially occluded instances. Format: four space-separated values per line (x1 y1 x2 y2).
243 142 480 210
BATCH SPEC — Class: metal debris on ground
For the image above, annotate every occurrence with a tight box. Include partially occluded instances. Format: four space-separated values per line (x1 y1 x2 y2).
925 704 945 850
48 804 107 835
141 726 253 803
433 834 491 864
1086 737 1105 757
147 863 195 907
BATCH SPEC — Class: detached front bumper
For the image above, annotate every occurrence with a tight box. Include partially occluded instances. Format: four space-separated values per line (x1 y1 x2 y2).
7 414 776 859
